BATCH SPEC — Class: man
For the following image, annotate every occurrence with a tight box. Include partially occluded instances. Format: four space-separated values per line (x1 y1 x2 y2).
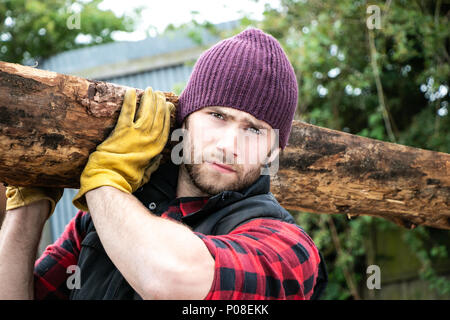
0 28 327 300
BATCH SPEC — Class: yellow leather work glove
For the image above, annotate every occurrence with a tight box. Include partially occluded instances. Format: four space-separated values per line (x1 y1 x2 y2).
72 87 173 212
5 185 63 217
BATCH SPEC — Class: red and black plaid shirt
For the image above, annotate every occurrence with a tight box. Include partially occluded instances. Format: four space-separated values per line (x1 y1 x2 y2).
34 197 322 300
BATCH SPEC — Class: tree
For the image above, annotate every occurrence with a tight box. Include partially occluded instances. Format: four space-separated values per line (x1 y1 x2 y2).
0 0 140 64
257 0 449 152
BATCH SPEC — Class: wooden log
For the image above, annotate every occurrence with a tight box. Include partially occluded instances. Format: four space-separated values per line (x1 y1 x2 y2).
0 61 449 230
0 61 178 188
271 123 450 230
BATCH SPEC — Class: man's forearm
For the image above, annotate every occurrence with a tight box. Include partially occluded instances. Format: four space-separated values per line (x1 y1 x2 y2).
0 200 49 299
85 186 214 300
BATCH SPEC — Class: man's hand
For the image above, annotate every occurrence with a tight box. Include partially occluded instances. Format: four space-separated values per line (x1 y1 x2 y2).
73 87 173 212
5 185 63 218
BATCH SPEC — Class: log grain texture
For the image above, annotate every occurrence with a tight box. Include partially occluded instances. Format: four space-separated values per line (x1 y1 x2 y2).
0 61 449 230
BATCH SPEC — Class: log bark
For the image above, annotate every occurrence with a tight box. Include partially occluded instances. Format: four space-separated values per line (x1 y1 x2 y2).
271 122 449 230
0 61 449 230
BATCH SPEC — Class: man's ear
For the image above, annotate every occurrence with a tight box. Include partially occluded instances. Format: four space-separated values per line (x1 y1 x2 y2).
261 146 280 176
266 147 281 164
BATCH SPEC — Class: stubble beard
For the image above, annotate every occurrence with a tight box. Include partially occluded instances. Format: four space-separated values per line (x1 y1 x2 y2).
183 161 262 196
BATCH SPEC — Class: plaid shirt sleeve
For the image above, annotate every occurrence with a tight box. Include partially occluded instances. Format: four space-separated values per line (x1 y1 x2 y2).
195 218 321 300
33 210 88 300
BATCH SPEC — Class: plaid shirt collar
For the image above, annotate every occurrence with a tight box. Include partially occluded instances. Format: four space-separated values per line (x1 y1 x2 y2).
140 161 271 219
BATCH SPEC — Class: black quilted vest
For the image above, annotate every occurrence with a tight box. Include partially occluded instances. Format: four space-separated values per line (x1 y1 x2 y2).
69 162 327 299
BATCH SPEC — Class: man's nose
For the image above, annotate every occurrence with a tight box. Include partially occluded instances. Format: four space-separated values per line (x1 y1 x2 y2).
215 127 238 163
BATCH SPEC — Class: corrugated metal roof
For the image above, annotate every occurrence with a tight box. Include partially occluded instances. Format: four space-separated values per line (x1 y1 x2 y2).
44 20 241 242
105 63 193 91
40 20 240 76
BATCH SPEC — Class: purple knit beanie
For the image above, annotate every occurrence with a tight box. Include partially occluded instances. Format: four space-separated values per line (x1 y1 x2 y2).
177 27 298 149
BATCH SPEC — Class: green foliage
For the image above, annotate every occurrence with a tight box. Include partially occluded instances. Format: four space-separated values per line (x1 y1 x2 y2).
163 19 221 46
403 227 450 295
256 0 449 152
0 0 139 64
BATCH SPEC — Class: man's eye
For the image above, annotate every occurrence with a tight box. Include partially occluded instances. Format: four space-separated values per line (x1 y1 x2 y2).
211 112 224 120
248 127 261 135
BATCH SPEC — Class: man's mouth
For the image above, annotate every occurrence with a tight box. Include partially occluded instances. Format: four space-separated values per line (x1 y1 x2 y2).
207 161 236 173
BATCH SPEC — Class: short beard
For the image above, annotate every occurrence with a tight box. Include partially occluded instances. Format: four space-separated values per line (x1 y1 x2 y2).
184 163 261 196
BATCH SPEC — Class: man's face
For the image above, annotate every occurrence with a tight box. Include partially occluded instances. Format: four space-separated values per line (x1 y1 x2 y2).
181 106 280 195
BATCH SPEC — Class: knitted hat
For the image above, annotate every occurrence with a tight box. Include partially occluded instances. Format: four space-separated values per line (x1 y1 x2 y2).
177 27 298 149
